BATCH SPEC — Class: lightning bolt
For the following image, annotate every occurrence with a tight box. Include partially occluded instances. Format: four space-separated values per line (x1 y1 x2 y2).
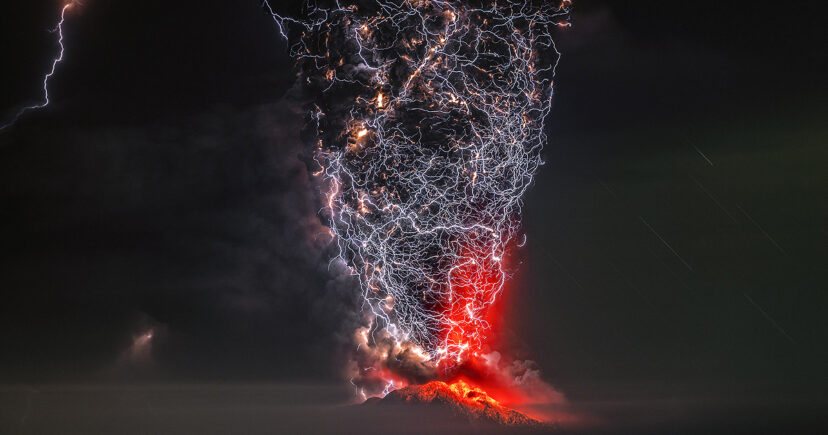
0 1 78 131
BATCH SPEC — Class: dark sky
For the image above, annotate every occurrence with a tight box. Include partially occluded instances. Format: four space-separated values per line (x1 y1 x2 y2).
0 0 826 430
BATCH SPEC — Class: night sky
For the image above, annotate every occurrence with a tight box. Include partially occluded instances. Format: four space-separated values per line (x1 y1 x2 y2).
0 1 826 433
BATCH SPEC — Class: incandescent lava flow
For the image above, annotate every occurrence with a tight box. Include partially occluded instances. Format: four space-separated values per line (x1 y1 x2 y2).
264 0 571 415
369 380 540 426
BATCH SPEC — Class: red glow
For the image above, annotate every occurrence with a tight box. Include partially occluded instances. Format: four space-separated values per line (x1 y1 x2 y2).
438 241 507 365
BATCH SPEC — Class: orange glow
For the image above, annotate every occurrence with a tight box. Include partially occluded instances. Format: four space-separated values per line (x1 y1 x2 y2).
447 379 504 409
386 380 541 425
357 128 369 138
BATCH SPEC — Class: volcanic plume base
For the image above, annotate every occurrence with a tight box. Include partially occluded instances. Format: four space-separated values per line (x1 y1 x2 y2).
348 315 565 424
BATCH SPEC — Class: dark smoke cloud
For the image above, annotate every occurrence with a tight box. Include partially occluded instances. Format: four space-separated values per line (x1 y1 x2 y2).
0 92 370 382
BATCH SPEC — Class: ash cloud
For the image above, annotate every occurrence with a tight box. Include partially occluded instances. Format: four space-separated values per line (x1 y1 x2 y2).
267 0 570 400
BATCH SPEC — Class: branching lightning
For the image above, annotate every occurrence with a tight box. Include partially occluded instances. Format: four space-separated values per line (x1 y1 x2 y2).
266 0 569 383
0 1 78 131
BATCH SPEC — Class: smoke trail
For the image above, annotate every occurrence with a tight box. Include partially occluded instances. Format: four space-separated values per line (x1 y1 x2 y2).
266 0 569 394
1 1 78 131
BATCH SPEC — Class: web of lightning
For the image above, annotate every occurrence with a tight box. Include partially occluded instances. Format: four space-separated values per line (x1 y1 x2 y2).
0 1 77 131
266 0 570 367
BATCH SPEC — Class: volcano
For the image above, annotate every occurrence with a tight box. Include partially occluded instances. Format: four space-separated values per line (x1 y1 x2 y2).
366 380 540 427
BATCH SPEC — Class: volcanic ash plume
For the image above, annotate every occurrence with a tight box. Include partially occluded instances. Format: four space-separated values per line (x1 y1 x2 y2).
266 0 570 397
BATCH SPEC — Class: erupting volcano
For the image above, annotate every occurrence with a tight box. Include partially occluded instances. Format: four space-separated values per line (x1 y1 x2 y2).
264 0 571 424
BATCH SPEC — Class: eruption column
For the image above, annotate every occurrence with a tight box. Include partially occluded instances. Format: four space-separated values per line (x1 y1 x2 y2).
267 0 569 374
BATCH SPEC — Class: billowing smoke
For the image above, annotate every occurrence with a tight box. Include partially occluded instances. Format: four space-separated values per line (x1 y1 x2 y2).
265 0 570 397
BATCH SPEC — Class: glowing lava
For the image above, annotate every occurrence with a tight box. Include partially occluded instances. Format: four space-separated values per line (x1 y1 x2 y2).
374 380 539 426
